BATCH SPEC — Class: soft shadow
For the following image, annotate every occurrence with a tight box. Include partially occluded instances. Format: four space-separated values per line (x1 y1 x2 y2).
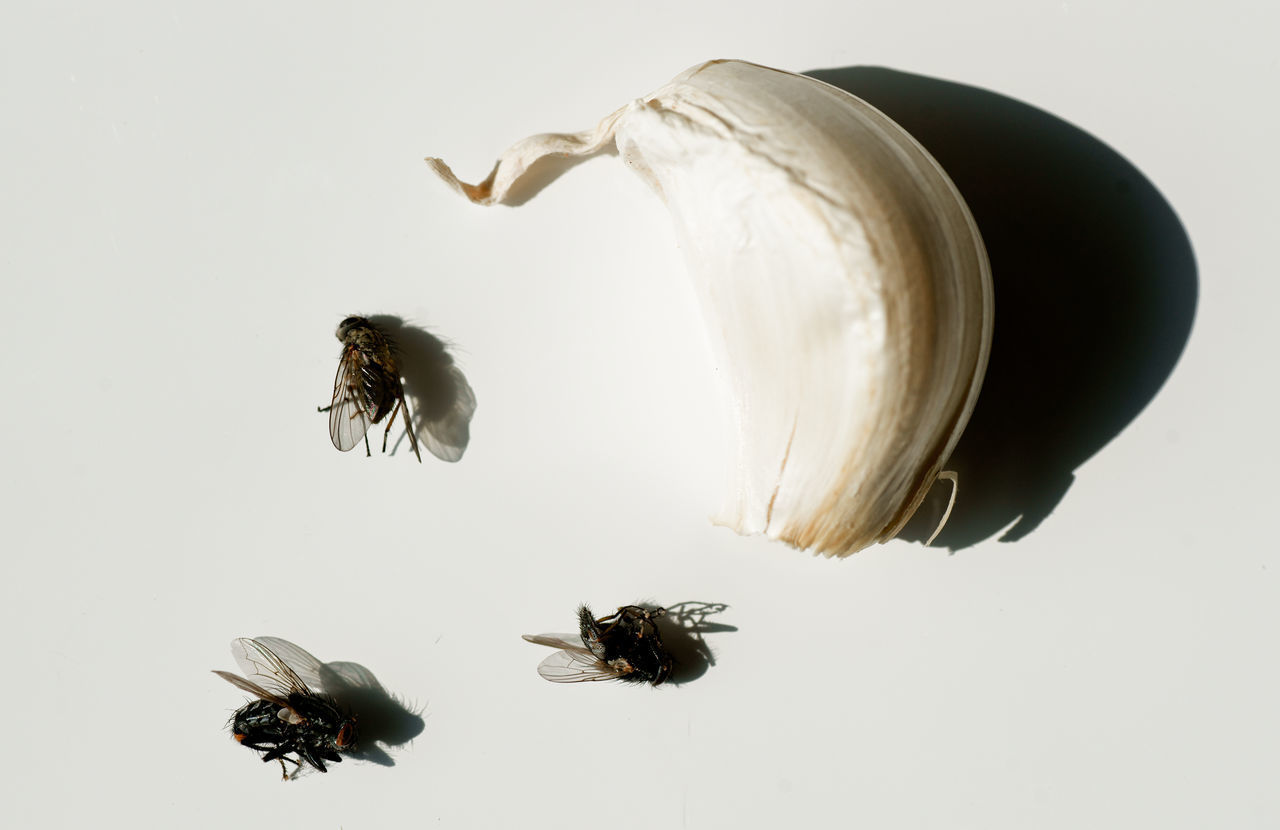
316 659 425 767
368 315 477 463
655 601 736 685
805 67 1198 550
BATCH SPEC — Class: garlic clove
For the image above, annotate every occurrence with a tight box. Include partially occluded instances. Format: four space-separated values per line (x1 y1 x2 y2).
427 59 992 557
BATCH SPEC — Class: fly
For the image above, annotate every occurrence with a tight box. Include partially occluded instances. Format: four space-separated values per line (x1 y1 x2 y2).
320 316 422 462
522 605 673 685
213 637 358 779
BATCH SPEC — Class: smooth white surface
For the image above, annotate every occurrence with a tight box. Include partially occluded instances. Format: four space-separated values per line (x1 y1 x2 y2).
2 2 1276 828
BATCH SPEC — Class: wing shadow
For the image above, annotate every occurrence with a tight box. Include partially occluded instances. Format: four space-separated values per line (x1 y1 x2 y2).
655 601 736 685
368 315 477 463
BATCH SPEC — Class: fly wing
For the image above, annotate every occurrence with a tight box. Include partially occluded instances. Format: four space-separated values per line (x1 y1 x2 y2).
231 637 314 697
212 670 292 709
522 634 619 683
212 669 305 723
320 660 385 693
521 633 582 650
329 349 372 452
534 649 620 683
253 637 384 696
252 636 326 691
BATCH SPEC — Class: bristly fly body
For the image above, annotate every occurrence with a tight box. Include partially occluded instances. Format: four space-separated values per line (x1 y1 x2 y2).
213 637 357 779
320 316 422 462
523 605 673 685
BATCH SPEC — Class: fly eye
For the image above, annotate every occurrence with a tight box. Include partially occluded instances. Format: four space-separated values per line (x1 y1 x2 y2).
336 316 365 336
335 722 355 748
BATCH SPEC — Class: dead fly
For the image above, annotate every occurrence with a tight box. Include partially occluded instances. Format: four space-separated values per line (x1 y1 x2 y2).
320 316 422 462
213 637 357 779
522 605 673 686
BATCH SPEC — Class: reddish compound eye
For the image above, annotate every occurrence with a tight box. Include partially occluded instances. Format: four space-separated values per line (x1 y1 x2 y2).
335 722 356 749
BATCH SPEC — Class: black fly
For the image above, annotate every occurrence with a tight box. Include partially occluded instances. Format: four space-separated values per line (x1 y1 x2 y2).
523 605 673 686
320 316 422 462
213 637 357 779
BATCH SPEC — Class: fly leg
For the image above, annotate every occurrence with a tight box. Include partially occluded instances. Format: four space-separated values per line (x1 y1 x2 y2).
296 746 331 774
599 606 662 637
378 399 424 463
400 394 422 463
260 745 305 780
595 608 626 636
383 398 402 455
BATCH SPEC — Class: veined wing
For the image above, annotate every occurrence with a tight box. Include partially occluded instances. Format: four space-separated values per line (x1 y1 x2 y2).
522 633 620 683
230 637 314 698
329 348 372 452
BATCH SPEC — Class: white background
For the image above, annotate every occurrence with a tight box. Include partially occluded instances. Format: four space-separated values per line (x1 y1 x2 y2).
3 1 1276 828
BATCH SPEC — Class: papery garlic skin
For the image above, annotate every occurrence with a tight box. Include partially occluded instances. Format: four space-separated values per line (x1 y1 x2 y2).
427 60 992 556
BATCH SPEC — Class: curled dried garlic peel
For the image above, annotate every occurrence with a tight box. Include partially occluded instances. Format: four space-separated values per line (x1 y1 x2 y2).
427 60 992 557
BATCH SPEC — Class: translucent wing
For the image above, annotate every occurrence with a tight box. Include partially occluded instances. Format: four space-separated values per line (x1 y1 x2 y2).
212 669 293 712
230 637 314 698
521 633 582 650
329 349 372 452
522 634 620 683
253 636 325 691
321 660 385 693
535 650 621 683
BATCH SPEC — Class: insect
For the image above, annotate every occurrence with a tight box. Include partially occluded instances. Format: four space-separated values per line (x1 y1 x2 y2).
320 316 422 462
213 637 358 779
522 605 673 685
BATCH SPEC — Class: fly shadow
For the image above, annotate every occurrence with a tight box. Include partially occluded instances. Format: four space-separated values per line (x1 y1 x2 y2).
253 636 425 768
312 659 424 767
367 315 477 463
654 601 736 685
804 67 1198 550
